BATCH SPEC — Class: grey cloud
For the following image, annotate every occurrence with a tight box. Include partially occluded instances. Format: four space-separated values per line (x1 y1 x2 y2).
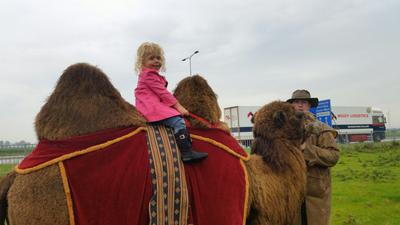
1 0 399 142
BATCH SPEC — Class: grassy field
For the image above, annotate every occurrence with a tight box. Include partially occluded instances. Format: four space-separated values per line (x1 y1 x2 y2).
0 164 16 177
0 147 33 156
0 142 399 225
332 141 400 225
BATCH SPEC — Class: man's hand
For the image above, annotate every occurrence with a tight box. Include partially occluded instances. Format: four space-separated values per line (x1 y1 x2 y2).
305 122 321 137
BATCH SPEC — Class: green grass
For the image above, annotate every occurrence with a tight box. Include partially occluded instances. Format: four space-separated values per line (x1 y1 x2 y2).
0 164 16 177
0 147 33 156
0 142 399 225
332 141 400 225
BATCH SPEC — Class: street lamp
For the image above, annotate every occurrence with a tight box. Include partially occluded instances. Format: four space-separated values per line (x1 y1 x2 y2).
182 50 199 75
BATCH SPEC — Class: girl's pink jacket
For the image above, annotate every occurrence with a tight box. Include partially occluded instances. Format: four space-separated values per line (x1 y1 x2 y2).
134 68 180 122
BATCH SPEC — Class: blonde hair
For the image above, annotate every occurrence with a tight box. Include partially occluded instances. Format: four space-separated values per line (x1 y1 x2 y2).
134 42 166 73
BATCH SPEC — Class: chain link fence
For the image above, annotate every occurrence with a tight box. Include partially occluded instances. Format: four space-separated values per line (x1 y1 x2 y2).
0 130 399 164
235 130 400 147
0 144 35 164
337 131 400 144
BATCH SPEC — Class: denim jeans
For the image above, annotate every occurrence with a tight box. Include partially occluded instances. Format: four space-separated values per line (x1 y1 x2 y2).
150 116 186 134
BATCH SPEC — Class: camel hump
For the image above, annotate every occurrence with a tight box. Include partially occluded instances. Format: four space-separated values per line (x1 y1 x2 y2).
0 171 17 225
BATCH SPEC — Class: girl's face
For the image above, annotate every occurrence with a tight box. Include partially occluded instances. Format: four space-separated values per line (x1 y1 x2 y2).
143 54 162 71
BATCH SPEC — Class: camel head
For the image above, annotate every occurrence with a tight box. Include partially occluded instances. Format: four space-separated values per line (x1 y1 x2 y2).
252 101 305 142
251 101 306 171
173 75 229 132
35 63 146 141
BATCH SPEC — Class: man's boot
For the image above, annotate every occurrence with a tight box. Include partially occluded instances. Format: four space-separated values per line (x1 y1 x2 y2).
174 129 208 163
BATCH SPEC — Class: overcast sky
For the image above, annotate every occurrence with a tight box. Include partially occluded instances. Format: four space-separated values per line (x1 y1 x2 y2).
1 0 399 142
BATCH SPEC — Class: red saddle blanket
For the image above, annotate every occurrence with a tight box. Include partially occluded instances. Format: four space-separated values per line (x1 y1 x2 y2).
186 128 249 225
17 126 249 225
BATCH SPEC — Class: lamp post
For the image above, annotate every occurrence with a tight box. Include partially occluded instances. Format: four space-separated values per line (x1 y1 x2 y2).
182 50 199 75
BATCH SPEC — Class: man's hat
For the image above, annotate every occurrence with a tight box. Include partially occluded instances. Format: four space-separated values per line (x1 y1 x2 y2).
286 89 319 107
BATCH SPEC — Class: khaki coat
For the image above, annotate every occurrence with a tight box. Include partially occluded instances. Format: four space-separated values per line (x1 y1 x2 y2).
303 112 340 225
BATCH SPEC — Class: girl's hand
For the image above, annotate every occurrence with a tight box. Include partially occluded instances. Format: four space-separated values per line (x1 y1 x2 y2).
174 102 189 116
178 105 189 116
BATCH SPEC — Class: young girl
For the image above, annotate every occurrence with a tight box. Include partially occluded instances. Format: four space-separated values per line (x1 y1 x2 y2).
134 42 208 163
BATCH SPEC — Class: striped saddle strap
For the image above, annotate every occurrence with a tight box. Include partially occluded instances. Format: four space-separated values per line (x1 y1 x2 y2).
146 125 189 225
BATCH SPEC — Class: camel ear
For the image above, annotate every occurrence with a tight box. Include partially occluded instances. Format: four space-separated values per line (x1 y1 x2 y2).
273 110 286 128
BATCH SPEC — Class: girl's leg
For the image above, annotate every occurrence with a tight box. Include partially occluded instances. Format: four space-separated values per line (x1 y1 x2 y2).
155 116 208 163
158 116 186 134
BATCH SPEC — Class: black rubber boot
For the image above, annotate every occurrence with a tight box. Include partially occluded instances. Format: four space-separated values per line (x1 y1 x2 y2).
175 129 208 163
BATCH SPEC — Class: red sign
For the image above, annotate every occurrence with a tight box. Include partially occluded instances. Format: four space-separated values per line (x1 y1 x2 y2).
337 114 369 118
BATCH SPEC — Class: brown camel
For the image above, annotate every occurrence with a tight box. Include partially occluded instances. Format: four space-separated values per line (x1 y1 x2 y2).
245 101 307 225
173 75 249 225
173 75 228 132
173 76 307 225
0 63 146 225
0 68 245 225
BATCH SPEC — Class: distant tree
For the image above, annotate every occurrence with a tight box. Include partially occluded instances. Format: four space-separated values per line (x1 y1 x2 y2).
16 140 28 145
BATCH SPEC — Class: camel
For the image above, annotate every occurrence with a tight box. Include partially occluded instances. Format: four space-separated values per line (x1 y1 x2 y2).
173 77 307 225
0 65 248 225
245 101 307 225
173 75 249 225
0 63 146 225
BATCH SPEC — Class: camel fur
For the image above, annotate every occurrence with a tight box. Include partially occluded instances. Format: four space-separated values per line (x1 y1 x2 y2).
246 101 307 225
173 75 229 132
1 63 146 225
173 77 307 225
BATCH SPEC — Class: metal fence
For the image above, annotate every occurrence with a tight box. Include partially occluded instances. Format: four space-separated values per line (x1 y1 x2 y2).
337 131 400 144
384 130 400 142
0 156 25 164
0 130 398 164
235 130 400 146
0 144 35 164
0 144 36 149
235 136 254 148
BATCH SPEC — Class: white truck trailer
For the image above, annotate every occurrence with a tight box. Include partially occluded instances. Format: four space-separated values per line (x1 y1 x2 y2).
223 106 260 145
224 105 387 144
331 106 386 143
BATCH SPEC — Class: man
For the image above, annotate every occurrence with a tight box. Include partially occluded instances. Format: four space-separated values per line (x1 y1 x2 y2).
287 89 340 225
